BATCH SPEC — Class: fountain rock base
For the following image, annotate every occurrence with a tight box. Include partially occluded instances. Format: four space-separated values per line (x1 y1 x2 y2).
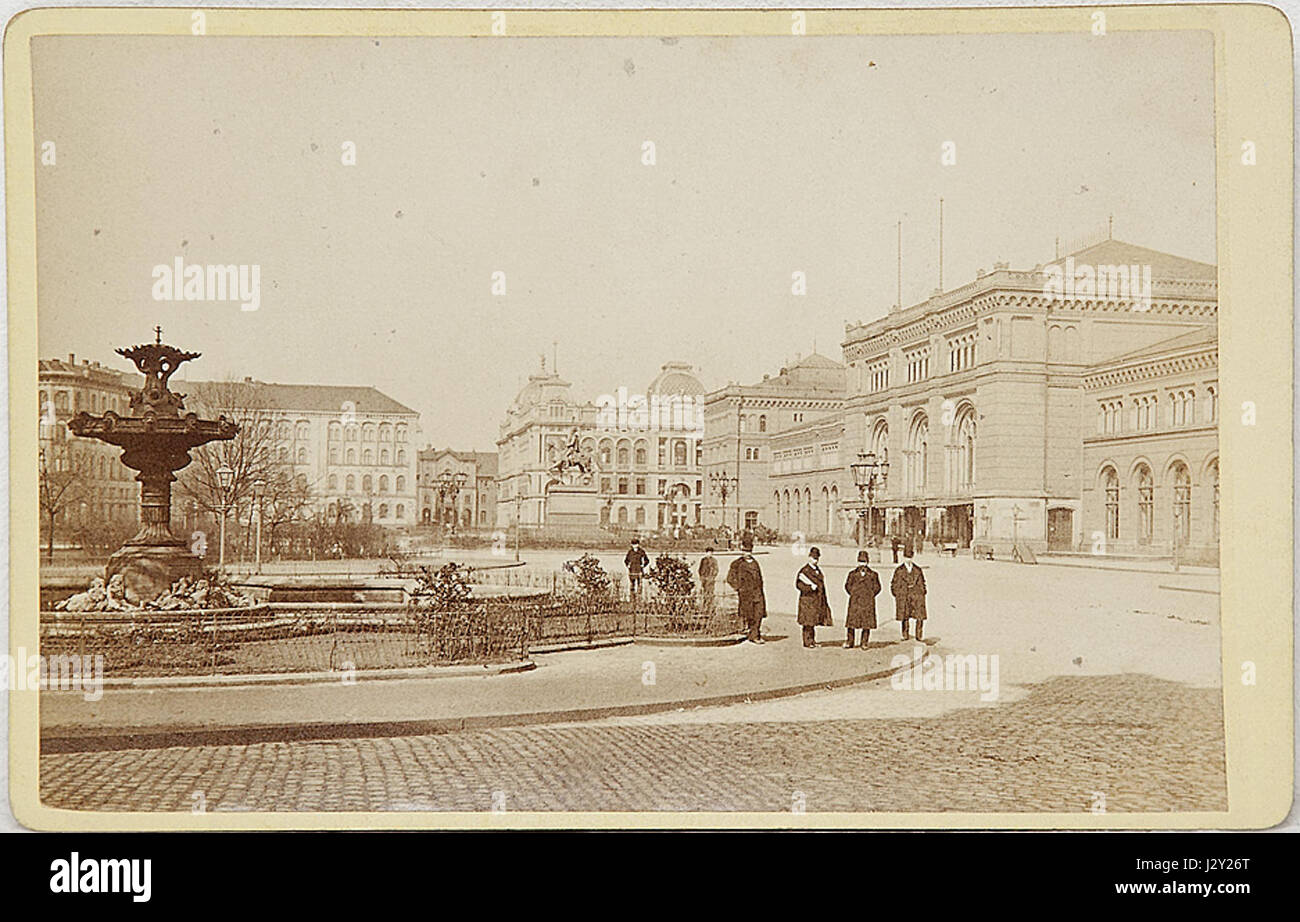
107 540 208 606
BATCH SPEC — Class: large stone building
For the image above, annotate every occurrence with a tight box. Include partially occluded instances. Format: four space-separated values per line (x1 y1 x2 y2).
1080 326 1218 563
188 379 421 528
417 448 498 530
768 413 848 540
496 360 707 532
700 354 846 533
38 354 140 530
838 237 1217 554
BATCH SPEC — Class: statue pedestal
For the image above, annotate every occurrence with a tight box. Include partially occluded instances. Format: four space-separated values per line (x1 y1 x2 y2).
545 482 600 533
107 541 207 606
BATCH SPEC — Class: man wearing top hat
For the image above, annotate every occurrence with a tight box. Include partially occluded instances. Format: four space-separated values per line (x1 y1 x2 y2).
725 536 766 643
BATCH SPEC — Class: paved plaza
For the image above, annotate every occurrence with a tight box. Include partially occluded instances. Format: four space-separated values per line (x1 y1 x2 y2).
39 552 1225 814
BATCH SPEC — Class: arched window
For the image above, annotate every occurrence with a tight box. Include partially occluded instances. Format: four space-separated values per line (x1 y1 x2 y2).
599 440 613 467
296 421 310 439
363 474 373 492
907 413 929 496
346 474 355 491
759 415 767 432
617 506 628 525
1136 465 1154 544
329 448 339 464
297 447 307 464
328 474 338 490
379 475 389 493
397 450 405 465
1103 467 1120 540
1207 386 1218 422
396 426 407 442
363 425 375 442
380 424 392 442
364 449 374 465
396 476 405 492
396 504 405 520
1209 459 1219 539
346 448 356 464
634 440 648 468
346 426 358 442
617 441 631 468
378 504 388 518
328 422 341 442
635 506 646 525
381 449 390 465
951 405 976 491
1172 462 1192 546
673 440 687 467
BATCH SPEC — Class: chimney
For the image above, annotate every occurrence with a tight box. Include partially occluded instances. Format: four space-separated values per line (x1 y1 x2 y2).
244 376 253 383
68 353 75 365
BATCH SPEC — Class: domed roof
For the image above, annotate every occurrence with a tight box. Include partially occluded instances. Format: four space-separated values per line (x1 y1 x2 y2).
647 361 704 397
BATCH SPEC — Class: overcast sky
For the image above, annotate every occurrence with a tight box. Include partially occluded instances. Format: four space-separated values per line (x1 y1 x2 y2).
33 31 1215 449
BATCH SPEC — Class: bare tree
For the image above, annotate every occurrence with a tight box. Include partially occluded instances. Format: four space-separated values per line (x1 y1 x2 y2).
177 379 312 548
39 442 90 562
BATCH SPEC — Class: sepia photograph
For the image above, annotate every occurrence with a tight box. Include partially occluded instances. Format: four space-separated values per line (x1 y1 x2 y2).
3 5 1292 840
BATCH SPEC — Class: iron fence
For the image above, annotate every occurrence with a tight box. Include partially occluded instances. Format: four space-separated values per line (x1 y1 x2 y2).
39 591 744 679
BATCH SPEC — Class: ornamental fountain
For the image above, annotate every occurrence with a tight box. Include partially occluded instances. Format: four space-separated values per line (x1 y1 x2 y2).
66 328 238 603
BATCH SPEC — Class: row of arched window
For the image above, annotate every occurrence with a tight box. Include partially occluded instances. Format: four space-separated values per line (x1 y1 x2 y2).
863 404 976 498
326 422 409 443
325 447 406 466
774 485 842 536
1100 459 1218 544
326 473 408 494
1096 386 1217 435
581 438 699 470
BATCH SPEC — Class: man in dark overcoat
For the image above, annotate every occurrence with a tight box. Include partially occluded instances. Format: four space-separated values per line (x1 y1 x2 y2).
625 538 649 597
795 546 833 648
843 549 882 649
725 537 766 643
891 546 928 640
698 546 718 613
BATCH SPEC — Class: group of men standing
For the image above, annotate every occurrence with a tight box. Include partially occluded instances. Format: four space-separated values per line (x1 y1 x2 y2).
637 538 927 647
792 545 927 648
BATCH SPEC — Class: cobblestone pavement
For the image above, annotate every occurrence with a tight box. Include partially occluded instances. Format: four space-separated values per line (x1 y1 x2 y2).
41 673 1226 813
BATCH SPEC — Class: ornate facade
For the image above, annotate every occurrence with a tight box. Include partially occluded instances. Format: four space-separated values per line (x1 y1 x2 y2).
839 238 1217 554
38 355 140 528
417 449 498 530
496 360 706 532
1080 327 1218 562
700 354 846 532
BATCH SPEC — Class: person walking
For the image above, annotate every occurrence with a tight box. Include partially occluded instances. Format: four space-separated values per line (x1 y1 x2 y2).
698 546 718 614
891 546 927 641
726 537 766 643
843 549 881 649
625 538 649 597
795 546 832 648
890 533 902 564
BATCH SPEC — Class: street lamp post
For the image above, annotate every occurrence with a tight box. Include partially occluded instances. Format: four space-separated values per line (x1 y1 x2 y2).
216 464 234 571
253 478 266 573
434 470 469 535
850 450 889 553
513 484 528 562
709 470 739 539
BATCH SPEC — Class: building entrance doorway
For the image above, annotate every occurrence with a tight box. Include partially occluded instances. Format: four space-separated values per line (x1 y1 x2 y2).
1047 507 1073 551
943 504 974 547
